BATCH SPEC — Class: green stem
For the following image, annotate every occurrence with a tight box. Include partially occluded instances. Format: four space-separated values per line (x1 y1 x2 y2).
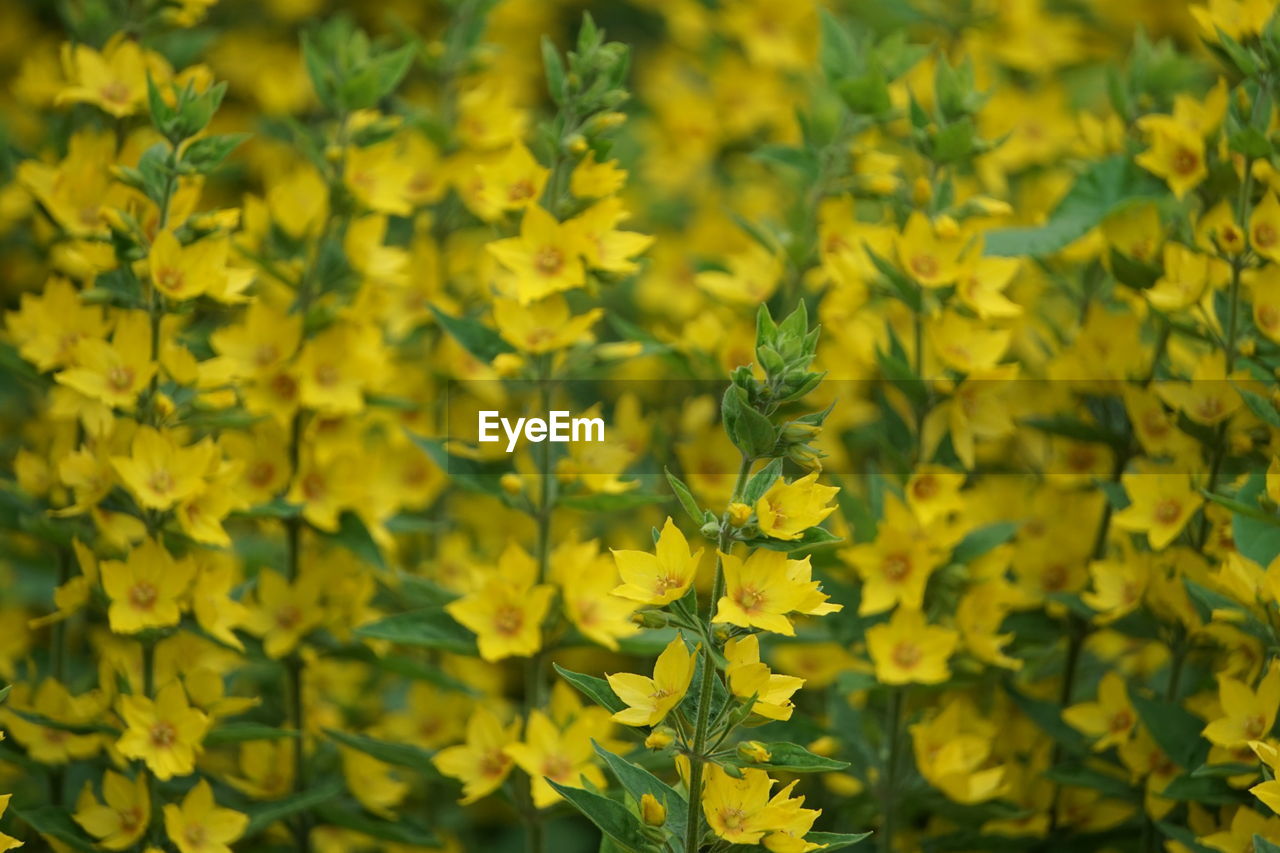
879 687 905 853
683 455 752 853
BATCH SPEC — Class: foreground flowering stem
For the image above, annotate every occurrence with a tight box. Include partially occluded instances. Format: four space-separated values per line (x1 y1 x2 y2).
683 454 752 853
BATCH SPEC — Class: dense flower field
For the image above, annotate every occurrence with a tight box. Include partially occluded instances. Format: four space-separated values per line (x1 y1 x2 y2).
2 0 1280 851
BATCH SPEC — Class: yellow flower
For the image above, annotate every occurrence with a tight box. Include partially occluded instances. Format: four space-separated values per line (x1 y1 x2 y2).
552 538 638 651
433 707 521 805
492 295 603 354
116 681 210 780
1134 118 1206 200
100 538 195 634
8 276 110 372
1191 0 1274 41
344 138 414 216
504 710 607 808
1063 672 1138 751
1250 264 1280 343
1248 740 1280 813
487 205 586 303
1146 243 1217 312
607 634 696 726
1197 200 1246 256
1203 664 1280 747
445 542 555 661
162 779 247 853
611 517 704 605
0 794 20 852
929 311 1011 374
1 679 104 764
1252 190 1280 263
468 142 549 221
896 211 971 287
715 549 838 636
55 310 155 409
866 607 958 685
1082 550 1151 624
840 497 943 616
640 792 667 826
244 569 323 659
756 472 838 541
725 634 805 721
148 231 252 303
567 197 655 274
295 321 387 414
1112 470 1204 550
695 242 782 306
910 697 1007 805
56 36 164 117
340 748 409 818
700 764 786 845
266 167 329 239
111 426 216 511
955 256 1023 320
570 152 627 198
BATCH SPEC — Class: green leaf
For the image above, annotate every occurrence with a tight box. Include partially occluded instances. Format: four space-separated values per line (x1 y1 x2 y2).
243 779 344 836
806 831 874 850
951 521 1018 564
742 458 783 506
1254 836 1280 853
430 305 514 363
559 493 667 512
1130 691 1209 770
324 805 440 846
182 132 250 173
752 741 850 773
747 525 843 554
355 607 479 655
546 780 650 852
554 663 625 714
722 385 777 460
1155 821 1216 853
0 685 9 704
204 722 300 746
1184 578 1271 643
407 433 507 498
592 742 687 839
542 35 567 103
326 511 385 570
1020 415 1127 448
1238 385 1280 428
1043 764 1136 800
665 468 705 526
1159 774 1244 805
984 156 1166 258
327 729 437 772
1006 685 1090 756
818 9 857 81
1234 472 1280 566
13 806 98 852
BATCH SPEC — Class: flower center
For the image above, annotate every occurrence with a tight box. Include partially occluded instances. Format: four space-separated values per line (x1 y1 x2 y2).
1153 498 1182 525
534 246 564 276
108 365 135 391
1172 147 1200 176
891 641 921 670
882 553 912 582
1256 223 1278 248
721 808 746 830
148 470 174 496
494 604 524 636
129 581 158 610
100 80 130 105
910 253 939 279
507 180 535 202
734 585 766 614
149 720 177 748
156 266 184 294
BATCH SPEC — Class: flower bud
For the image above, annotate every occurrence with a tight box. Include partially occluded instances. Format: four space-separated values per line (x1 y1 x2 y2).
500 473 523 496
699 521 720 538
807 735 840 757
566 134 588 155
491 353 525 377
640 793 666 826
912 176 932 207
645 727 674 750
727 502 752 527
935 215 960 239
737 741 772 763
632 610 669 629
782 421 821 443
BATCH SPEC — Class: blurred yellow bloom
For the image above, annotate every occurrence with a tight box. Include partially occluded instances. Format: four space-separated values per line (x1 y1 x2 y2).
433 707 520 805
162 779 247 853
493 295 603 354
1063 672 1137 751
55 310 155 409
57 36 165 117
101 537 195 634
1202 664 1280 747
487 205 586 303
866 607 958 685
504 710 607 808
1112 470 1204 550
445 541 555 661
117 682 210 780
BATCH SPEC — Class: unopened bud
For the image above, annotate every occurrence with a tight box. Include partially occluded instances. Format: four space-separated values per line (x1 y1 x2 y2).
699 521 720 538
727 502 752 527
500 473 523 496
491 353 525 377
737 741 772 763
640 793 666 826
912 176 932 207
645 727 674 750
567 134 588 155
935 215 960 239
633 610 669 629
782 421 821 443
807 735 840 757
